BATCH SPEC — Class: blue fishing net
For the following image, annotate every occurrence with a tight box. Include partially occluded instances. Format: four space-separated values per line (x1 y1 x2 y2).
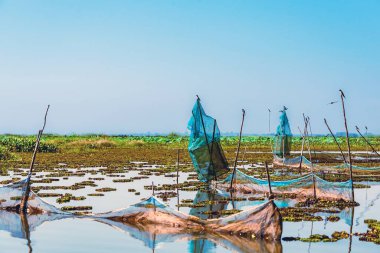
187 98 230 182
334 163 380 171
222 169 353 201
273 109 292 157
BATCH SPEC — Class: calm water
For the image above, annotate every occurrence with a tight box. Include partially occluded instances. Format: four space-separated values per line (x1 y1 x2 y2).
1 164 380 253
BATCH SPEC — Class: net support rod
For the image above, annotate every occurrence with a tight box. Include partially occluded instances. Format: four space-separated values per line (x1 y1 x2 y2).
210 119 217 181
324 118 348 165
229 109 246 190
340 89 354 202
176 149 180 211
298 116 308 174
20 105 50 213
304 116 316 200
356 126 380 158
265 161 273 199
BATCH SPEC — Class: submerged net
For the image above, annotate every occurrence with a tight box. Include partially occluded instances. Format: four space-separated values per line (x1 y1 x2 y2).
0 179 66 214
0 210 69 239
273 155 312 169
222 169 352 201
94 195 282 240
273 110 292 157
188 98 229 182
333 163 380 171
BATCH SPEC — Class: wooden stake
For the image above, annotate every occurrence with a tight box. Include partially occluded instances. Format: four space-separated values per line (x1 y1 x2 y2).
265 162 273 199
356 126 380 158
268 108 271 133
229 109 246 190
340 90 355 202
176 149 180 211
324 118 348 165
20 105 50 213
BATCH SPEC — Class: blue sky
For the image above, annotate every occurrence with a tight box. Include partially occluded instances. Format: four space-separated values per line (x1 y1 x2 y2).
0 0 379 135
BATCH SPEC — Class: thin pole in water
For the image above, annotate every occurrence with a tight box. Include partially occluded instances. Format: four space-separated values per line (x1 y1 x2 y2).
176 149 180 211
303 116 316 201
210 119 217 181
340 89 355 202
356 126 380 158
324 118 348 165
265 162 273 199
152 181 156 212
268 108 271 133
365 126 369 164
20 105 50 213
229 109 246 190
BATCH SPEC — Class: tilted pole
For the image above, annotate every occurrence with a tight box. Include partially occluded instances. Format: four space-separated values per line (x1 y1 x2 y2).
268 108 271 133
265 162 273 199
356 126 380 158
324 118 348 165
229 109 246 190
20 105 50 213
340 89 354 202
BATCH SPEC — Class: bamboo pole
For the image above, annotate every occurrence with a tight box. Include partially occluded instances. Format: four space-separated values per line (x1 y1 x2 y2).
268 108 271 133
304 116 316 200
176 149 180 211
298 117 308 174
356 126 380 158
324 118 348 165
340 90 354 202
20 105 50 213
265 162 273 199
210 119 217 181
20 211 32 253
229 109 246 190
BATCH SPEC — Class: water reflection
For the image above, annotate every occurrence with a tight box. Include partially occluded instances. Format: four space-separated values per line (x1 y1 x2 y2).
0 211 69 252
96 217 282 253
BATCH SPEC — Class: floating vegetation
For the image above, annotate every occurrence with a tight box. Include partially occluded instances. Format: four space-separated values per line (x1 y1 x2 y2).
202 209 241 215
87 193 104 197
296 198 359 209
38 193 62 197
280 207 324 222
113 179 133 183
156 191 177 201
95 187 117 192
61 206 92 211
331 231 349 240
358 219 380 244
284 232 349 243
299 234 336 243
56 193 86 204
327 215 340 222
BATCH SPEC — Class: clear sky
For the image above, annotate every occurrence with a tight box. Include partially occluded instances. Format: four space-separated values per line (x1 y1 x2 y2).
0 0 379 135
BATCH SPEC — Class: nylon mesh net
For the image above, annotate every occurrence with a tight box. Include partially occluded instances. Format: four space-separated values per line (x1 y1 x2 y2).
0 178 66 214
273 110 292 157
94 195 282 240
334 163 380 171
221 169 352 201
187 98 229 182
273 155 312 169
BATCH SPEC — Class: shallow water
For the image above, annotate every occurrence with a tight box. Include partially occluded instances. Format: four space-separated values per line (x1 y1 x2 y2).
0 164 380 253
